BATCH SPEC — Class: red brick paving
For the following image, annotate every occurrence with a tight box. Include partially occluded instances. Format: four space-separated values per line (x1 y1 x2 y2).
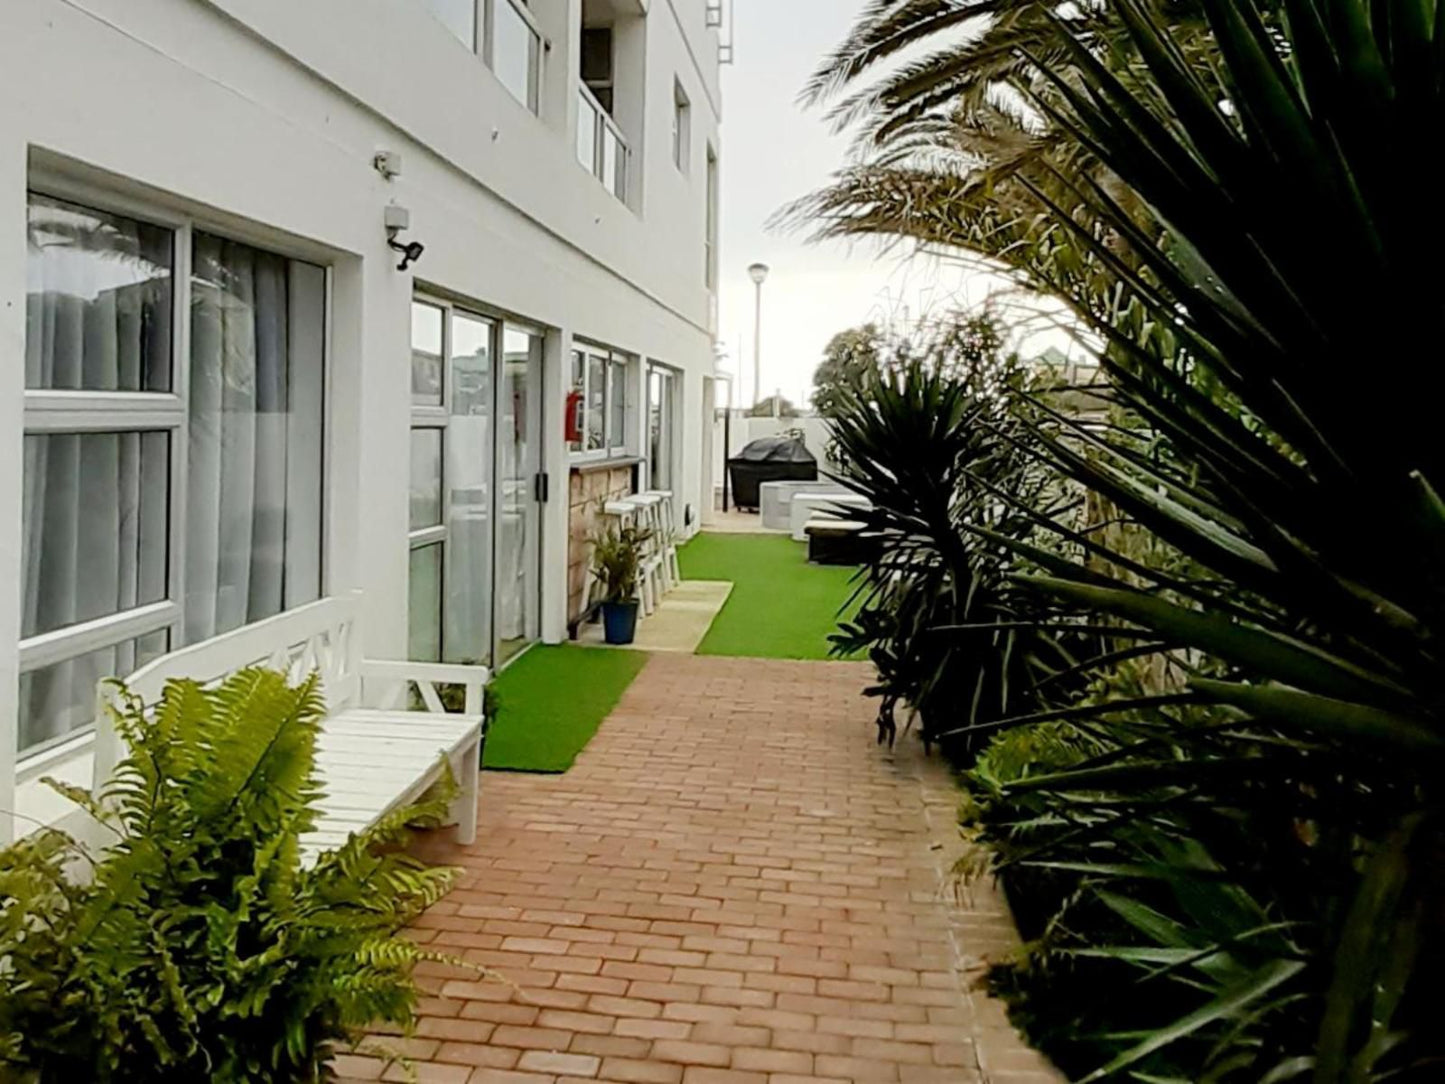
336 655 1063 1084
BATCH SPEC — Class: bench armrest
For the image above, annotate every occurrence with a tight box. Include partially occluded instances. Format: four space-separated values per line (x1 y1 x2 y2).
359 659 491 715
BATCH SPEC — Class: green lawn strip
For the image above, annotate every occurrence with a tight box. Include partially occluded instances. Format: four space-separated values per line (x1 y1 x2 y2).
677 532 863 660
483 644 650 772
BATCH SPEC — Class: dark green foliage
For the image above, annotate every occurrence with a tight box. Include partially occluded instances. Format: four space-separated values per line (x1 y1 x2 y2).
0 669 465 1082
812 324 885 419
827 326 1100 757
805 0 1445 1078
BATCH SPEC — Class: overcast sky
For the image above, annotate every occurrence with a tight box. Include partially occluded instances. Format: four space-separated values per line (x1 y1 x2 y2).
713 0 1077 410
715 0 971 408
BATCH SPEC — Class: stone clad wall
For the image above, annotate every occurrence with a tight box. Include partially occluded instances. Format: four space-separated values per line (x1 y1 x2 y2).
567 464 637 627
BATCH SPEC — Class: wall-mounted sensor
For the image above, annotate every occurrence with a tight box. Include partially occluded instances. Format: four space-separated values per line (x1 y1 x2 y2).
383 204 410 233
384 203 424 271
373 150 403 180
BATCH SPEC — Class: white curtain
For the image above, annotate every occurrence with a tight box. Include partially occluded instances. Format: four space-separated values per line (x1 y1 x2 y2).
186 233 323 644
20 197 172 751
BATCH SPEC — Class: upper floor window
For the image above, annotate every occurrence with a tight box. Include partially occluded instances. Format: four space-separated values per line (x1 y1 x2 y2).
672 80 691 173
705 145 719 289
419 0 542 115
492 0 542 112
20 192 326 759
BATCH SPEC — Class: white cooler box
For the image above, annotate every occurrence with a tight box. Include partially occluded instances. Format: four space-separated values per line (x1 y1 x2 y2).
760 480 842 531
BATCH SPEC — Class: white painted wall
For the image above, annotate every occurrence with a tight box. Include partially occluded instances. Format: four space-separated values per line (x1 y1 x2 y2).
0 0 721 841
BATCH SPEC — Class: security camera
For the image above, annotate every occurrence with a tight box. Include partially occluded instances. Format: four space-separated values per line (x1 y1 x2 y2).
388 238 425 271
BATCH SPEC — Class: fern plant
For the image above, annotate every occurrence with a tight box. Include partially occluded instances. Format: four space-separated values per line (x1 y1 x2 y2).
0 668 466 1083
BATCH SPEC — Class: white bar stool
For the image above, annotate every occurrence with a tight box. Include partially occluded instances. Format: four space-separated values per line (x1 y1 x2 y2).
643 489 682 589
628 493 669 602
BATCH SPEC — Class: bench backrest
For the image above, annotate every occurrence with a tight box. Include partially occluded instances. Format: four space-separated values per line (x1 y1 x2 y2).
93 593 364 787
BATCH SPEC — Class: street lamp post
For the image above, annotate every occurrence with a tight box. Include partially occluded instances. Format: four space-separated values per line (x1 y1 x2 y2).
748 262 769 408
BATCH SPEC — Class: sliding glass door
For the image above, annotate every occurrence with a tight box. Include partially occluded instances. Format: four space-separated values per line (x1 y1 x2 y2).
495 325 543 666
409 300 544 669
408 302 494 666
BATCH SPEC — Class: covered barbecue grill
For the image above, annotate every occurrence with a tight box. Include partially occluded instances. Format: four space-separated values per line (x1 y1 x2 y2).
726 435 818 511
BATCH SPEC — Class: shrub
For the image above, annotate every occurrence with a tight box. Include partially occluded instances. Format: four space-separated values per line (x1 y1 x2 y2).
826 327 1101 758
0 668 464 1083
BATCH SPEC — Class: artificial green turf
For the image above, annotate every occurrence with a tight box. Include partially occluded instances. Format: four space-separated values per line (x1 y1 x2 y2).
677 532 862 660
482 644 650 773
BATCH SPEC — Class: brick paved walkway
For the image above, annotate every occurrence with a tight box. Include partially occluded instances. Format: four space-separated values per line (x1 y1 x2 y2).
335 655 1063 1084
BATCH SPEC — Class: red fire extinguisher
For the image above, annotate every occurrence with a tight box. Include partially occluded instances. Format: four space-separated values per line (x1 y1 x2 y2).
565 389 584 443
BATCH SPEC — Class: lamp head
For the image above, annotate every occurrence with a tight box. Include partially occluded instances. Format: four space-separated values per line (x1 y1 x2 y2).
748 262 770 286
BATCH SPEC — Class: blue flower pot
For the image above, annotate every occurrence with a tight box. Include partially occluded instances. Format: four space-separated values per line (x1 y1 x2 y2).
602 600 640 645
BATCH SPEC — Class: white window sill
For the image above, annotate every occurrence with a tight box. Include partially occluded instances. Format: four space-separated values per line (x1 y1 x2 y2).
569 455 642 474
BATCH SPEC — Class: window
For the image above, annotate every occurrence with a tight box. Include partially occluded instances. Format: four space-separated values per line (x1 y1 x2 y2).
491 0 542 112
569 343 635 461
705 145 719 289
608 358 628 456
19 192 326 758
418 0 541 115
409 300 495 666
672 80 691 172
586 351 606 452
647 365 678 492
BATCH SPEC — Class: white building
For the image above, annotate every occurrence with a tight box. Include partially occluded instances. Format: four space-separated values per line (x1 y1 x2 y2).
0 0 725 843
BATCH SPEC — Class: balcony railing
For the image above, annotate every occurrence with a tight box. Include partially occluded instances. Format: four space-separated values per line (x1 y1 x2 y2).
576 84 628 203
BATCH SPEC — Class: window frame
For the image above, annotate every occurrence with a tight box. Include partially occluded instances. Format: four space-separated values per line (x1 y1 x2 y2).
646 362 681 493
569 340 637 464
409 294 513 665
705 144 719 289
485 0 544 114
18 176 332 774
417 0 544 115
672 79 692 173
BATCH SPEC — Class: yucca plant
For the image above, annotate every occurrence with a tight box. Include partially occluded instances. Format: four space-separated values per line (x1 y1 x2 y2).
803 0 1445 1078
0 669 466 1082
827 322 1101 756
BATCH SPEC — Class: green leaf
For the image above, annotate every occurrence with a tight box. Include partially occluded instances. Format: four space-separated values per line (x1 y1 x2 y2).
1313 814 1422 1084
1189 678 1444 760
1078 959 1307 1083
1020 575 1412 706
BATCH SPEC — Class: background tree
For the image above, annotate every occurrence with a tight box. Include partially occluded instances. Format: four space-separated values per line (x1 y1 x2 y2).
744 394 801 418
811 323 884 417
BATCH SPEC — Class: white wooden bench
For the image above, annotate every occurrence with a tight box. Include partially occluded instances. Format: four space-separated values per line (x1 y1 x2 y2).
92 593 488 867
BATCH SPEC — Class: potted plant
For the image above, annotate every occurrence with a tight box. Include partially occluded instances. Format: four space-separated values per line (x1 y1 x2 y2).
591 524 650 645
